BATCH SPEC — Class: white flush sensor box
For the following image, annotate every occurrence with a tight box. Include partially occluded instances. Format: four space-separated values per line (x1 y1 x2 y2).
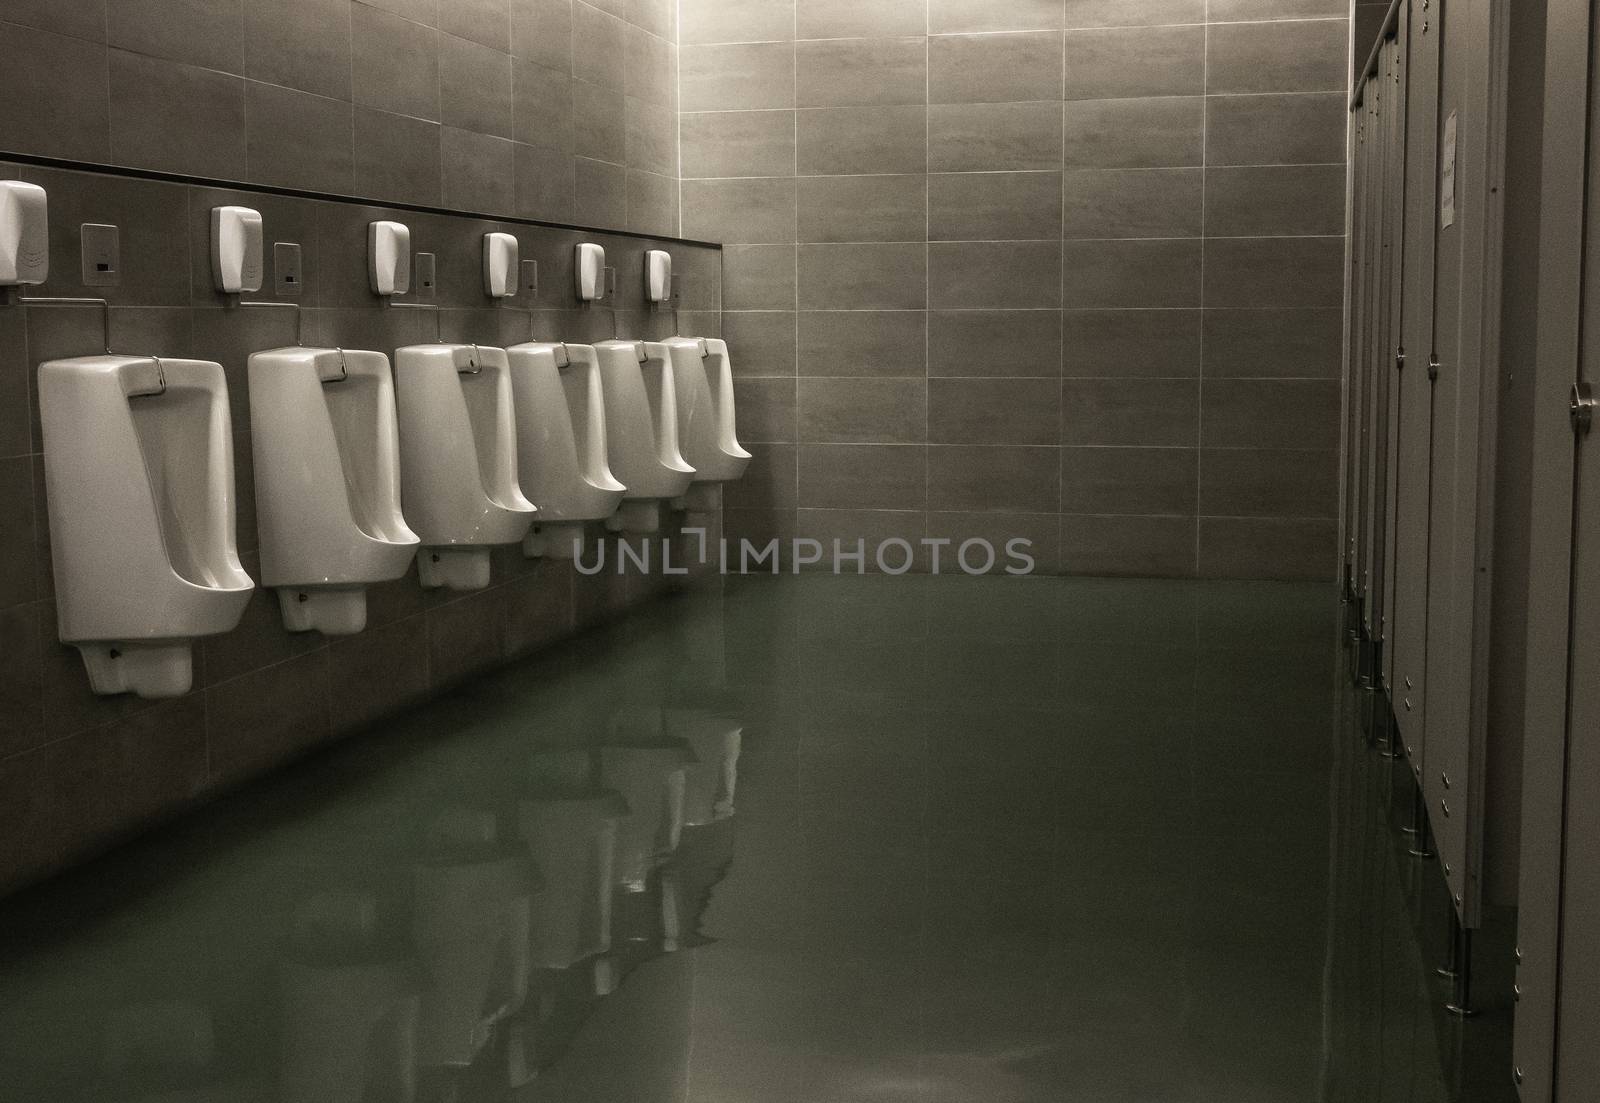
576 242 605 301
484 232 518 299
369 220 411 296
0 180 48 286
211 206 263 294
645 249 671 303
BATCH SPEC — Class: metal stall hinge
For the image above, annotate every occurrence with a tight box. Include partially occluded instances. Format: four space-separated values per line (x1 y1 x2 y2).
1572 380 1595 435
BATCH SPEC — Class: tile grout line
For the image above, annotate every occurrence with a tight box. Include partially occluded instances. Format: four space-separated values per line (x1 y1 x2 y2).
791 0 800 522
1058 30 1067 555
1197 0 1210 578
675 0 683 236
679 15 1350 51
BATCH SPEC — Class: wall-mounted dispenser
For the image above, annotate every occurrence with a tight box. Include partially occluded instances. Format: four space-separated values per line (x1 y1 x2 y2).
368 220 410 297
575 242 605 301
663 337 751 512
506 341 626 558
483 231 518 299
395 343 536 589
0 180 48 286
211 205 263 294
39 356 254 697
249 347 419 634
644 249 671 303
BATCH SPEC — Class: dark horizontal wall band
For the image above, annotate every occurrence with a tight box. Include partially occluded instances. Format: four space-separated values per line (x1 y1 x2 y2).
0 149 723 251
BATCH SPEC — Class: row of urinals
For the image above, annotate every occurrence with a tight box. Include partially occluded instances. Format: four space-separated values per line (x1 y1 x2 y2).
38 334 749 698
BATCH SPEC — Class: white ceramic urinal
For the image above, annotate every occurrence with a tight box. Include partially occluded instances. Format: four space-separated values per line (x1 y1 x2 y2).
594 340 695 535
506 342 626 559
663 337 750 513
39 356 253 697
250 347 419 634
394 344 536 590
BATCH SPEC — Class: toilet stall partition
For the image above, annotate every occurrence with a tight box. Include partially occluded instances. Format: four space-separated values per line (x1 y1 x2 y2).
1341 0 1537 1018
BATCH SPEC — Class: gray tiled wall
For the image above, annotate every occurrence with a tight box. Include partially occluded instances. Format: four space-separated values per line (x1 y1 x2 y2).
0 161 721 895
682 0 1349 580
0 0 681 236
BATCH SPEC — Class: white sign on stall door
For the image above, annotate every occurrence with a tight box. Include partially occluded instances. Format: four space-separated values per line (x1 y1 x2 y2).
1441 111 1458 228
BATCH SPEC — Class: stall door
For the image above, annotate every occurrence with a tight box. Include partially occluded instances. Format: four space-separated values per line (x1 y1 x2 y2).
1363 41 1400 658
1349 79 1380 634
1420 0 1504 927
1530 0 1600 1085
1381 21 1412 696
1515 0 1592 1093
1553 389 1600 1094
1392 0 1440 777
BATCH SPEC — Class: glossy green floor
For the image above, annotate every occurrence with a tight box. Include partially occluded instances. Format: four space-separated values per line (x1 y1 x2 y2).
0 576 1514 1102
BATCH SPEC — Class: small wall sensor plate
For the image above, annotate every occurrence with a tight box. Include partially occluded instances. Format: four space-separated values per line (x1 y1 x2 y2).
483 232 518 299
415 252 436 299
0 180 48 286
520 259 539 297
645 249 671 303
211 206 264 294
368 220 411 297
575 242 605 301
80 223 119 287
273 242 302 297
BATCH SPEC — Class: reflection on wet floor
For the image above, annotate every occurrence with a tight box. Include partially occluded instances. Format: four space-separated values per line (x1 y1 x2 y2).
0 576 1514 1102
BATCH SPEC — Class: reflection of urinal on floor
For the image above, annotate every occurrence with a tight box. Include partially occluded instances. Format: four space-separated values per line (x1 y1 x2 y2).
516 793 631 968
666 710 744 826
506 341 626 559
411 807 536 1072
103 1002 273 1103
516 750 629 969
613 705 742 827
395 344 536 590
279 891 421 1103
598 738 696 893
250 347 418 634
595 339 694 535
39 355 253 697
663 337 750 513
